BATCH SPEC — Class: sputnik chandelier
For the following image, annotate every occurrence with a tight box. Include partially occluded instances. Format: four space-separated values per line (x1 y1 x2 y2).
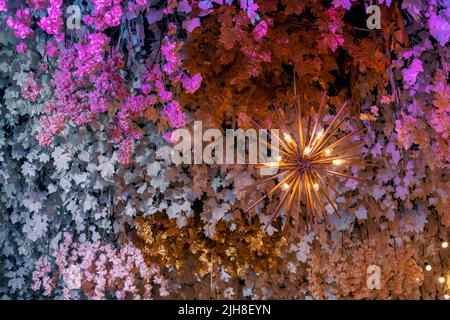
242 92 376 230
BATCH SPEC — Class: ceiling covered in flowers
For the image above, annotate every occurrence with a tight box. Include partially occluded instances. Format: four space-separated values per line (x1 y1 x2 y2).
0 0 449 300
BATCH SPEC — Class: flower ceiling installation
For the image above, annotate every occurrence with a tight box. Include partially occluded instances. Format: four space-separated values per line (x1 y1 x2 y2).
0 0 449 302
242 93 377 231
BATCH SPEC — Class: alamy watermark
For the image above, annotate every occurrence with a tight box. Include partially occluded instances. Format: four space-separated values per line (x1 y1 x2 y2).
168 121 281 175
366 265 381 290
366 5 381 30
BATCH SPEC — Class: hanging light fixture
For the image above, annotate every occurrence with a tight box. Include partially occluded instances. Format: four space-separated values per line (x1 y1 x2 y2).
241 93 376 230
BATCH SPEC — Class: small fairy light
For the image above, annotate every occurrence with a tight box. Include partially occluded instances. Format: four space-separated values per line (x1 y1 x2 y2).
267 162 279 168
332 159 345 166
281 182 289 191
315 129 324 141
324 148 332 156
425 264 432 271
283 132 293 144
313 183 319 191
442 241 448 249
445 294 450 300
303 146 312 156
438 276 445 284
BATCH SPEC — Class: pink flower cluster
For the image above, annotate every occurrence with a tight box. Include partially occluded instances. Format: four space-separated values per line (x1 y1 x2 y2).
74 33 111 78
16 41 27 53
117 138 134 164
161 37 181 74
32 234 170 299
44 40 59 57
37 113 67 147
253 20 268 42
84 0 123 31
163 100 185 128
163 131 181 144
181 73 203 94
37 0 63 37
31 256 53 296
6 8 33 39
37 40 126 147
323 8 345 52
32 1 206 164
0 0 7 12
21 72 41 101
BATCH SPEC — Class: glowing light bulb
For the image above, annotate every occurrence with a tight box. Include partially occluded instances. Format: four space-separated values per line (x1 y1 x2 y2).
324 148 332 156
303 146 312 156
313 183 319 191
281 183 289 191
266 162 279 168
425 264 432 271
316 129 324 139
332 159 344 165
438 276 445 284
445 294 450 300
442 241 448 249
283 132 293 144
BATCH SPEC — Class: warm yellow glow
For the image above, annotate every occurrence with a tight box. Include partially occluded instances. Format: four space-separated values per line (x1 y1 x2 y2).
281 183 289 191
425 264 432 271
283 132 293 143
442 241 448 249
438 276 445 284
445 294 450 300
313 183 319 191
332 159 345 165
266 162 279 168
303 146 312 156
316 129 324 139
324 148 332 156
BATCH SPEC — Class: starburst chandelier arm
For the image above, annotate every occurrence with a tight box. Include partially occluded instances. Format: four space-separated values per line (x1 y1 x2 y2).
337 162 378 167
244 194 268 214
259 139 296 161
268 170 298 195
314 167 370 182
308 174 327 215
304 173 321 220
286 173 301 213
296 98 305 149
248 118 291 153
305 116 312 143
296 176 304 229
256 122 296 158
311 100 348 152
312 169 339 195
240 171 288 192
313 128 367 159
319 140 366 158
274 104 291 135
255 163 298 170
312 153 366 164
307 91 327 148
311 171 342 218
264 174 297 230
309 117 347 156
273 104 300 157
